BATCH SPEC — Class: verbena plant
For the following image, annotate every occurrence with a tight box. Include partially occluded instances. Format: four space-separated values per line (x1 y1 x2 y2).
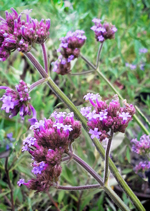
0 7 149 211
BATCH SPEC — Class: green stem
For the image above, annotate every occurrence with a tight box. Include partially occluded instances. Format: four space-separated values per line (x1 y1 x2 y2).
104 130 113 185
96 43 103 68
104 186 130 211
135 105 150 128
25 52 145 211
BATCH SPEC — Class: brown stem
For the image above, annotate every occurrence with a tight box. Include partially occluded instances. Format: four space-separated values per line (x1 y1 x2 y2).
5 157 14 211
56 184 101 191
47 191 61 211
69 152 103 186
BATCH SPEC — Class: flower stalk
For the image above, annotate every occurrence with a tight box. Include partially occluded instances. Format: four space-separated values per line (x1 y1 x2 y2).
104 130 113 185
55 184 101 191
41 43 49 73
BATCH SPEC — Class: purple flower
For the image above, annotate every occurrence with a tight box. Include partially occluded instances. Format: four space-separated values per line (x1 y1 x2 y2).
86 111 97 120
67 55 74 62
90 25 97 31
119 112 131 121
98 35 104 42
83 93 94 101
0 80 36 120
89 128 101 139
19 112 81 192
80 107 91 117
96 27 106 33
92 18 102 24
53 122 64 129
91 18 117 43
0 8 50 61
30 120 45 130
17 178 25 186
32 161 46 175
1 96 15 113
140 63 145 71
63 125 73 131
139 48 148 54
131 134 150 155
98 110 108 120
83 92 135 135
58 30 86 65
135 161 150 173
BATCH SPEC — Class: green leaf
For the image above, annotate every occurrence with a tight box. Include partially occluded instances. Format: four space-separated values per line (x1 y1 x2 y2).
0 190 10 198
126 146 131 163
58 190 65 203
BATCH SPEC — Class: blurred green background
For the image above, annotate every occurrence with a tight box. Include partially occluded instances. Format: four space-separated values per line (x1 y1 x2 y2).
0 0 150 210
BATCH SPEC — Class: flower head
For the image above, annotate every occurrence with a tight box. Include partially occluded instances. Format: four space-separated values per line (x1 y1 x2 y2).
82 93 135 142
19 111 81 192
0 80 36 120
91 18 117 43
0 8 50 61
131 134 150 155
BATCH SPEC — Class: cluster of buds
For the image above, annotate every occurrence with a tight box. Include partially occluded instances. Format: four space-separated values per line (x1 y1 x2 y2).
0 8 50 61
17 111 81 192
91 18 117 43
131 134 150 155
52 30 86 75
81 93 135 142
0 80 36 120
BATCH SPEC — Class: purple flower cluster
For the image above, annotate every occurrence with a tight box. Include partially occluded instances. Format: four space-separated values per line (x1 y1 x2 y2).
91 18 117 43
81 93 135 142
52 30 86 75
134 161 150 173
18 111 81 192
131 134 150 155
0 80 36 120
0 8 50 61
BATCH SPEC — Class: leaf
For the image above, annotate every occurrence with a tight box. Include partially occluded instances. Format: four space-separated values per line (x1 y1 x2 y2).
0 203 7 211
58 190 65 203
126 146 131 163
0 190 10 198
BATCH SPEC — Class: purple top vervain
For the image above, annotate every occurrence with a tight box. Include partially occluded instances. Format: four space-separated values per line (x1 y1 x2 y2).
81 93 135 142
0 80 36 120
91 18 117 43
18 111 81 192
0 8 50 61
